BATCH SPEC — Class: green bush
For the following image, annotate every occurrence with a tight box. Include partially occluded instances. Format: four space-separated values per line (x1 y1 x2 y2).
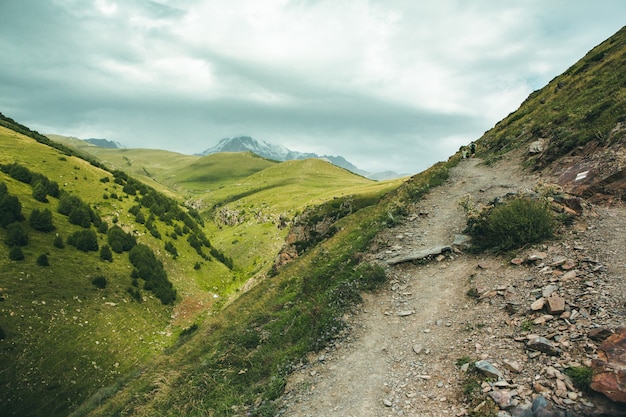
466 197 555 253
8 246 24 261
100 245 113 261
0 183 24 227
91 275 107 289
564 366 593 392
36 254 50 266
29 208 55 232
5 222 28 247
67 229 99 252
53 234 64 249
107 225 136 253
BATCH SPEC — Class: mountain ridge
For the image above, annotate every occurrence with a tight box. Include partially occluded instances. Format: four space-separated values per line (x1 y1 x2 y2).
198 136 406 180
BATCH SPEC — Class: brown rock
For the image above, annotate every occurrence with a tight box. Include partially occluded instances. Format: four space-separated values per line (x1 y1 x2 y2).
531 297 546 311
546 296 566 315
589 327 614 342
591 327 626 403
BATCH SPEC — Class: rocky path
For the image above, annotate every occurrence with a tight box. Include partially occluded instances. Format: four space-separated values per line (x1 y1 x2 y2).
279 155 626 416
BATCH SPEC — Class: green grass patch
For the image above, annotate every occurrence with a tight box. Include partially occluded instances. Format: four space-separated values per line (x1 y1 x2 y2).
464 196 555 253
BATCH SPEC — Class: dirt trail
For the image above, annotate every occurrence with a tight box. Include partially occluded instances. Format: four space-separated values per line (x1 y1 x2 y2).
280 156 544 416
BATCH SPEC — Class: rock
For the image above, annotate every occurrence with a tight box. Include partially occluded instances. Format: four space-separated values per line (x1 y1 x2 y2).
591 327 626 403
397 310 415 317
452 234 472 248
529 140 544 155
527 337 562 356
383 398 393 407
531 298 546 311
489 389 516 409
561 259 577 270
511 257 525 265
503 359 522 373
546 296 566 315
542 285 559 298
413 344 424 355
550 256 567 267
475 360 503 379
505 302 523 315
589 327 614 342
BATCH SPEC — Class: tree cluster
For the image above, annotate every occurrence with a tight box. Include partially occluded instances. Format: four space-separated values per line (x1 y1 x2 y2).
129 244 176 305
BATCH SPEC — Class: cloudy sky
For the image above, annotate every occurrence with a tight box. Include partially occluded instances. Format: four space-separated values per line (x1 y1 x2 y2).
1 1 624 174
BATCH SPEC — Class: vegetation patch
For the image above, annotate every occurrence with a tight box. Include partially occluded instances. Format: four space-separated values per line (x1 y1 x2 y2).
462 195 555 253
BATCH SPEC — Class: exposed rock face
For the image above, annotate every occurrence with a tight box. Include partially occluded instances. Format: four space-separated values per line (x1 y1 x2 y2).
592 327 626 403
548 126 626 203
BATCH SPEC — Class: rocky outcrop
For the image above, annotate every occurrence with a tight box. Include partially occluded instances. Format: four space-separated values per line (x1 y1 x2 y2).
592 327 626 403
546 125 626 203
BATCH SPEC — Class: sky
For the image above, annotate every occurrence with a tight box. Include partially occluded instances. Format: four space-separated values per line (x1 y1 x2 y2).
1 1 625 175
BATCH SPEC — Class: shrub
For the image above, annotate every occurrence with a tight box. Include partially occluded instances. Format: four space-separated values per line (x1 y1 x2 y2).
9 246 24 261
100 245 113 261
53 234 65 249
129 244 176 304
91 275 107 289
465 196 555 253
36 254 49 266
67 230 99 252
0 184 24 227
29 208 55 232
5 222 28 247
0 326 5 340
164 241 178 257
107 225 136 253
564 366 593 392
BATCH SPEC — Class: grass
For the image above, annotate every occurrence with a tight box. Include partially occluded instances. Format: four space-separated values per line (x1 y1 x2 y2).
475 26 626 167
564 366 593 393
463 195 555 253
75 159 459 417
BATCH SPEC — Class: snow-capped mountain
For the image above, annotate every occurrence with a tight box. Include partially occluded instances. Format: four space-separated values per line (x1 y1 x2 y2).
198 136 378 177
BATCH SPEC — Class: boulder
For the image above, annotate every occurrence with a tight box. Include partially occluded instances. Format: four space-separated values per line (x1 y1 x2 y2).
592 327 626 403
546 296 566 315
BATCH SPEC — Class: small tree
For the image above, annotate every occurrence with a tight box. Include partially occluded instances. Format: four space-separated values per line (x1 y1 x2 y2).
29 208 55 232
100 245 113 261
67 229 98 252
9 246 24 261
91 275 107 289
36 254 50 266
5 222 28 247
53 234 65 249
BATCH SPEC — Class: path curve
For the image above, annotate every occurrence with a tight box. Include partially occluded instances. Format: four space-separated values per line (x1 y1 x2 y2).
280 156 541 416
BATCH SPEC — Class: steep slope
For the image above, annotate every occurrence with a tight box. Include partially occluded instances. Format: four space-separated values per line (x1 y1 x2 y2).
478 25 626 202
0 126 232 417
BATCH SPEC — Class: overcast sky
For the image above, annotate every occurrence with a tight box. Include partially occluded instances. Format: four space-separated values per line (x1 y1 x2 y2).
1 1 624 174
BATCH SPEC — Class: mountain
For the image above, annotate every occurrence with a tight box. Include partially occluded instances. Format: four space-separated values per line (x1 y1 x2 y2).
198 136 405 179
84 138 125 149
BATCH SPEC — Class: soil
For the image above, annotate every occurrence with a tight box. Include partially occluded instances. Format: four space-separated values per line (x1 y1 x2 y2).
278 154 626 416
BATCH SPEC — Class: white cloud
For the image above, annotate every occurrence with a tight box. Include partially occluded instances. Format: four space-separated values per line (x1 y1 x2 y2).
1 0 625 174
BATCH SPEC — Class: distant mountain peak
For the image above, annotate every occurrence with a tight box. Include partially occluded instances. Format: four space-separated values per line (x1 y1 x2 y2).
197 136 405 179
84 138 125 149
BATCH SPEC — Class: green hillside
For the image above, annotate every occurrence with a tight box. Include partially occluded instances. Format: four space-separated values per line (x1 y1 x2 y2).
478 26 626 168
1 120 404 417
0 125 234 417
47 135 279 196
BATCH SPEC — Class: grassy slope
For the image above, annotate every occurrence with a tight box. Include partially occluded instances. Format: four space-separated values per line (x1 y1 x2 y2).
0 127 231 417
2 126 405 417
79 159 457 417
47 135 279 196
478 25 626 165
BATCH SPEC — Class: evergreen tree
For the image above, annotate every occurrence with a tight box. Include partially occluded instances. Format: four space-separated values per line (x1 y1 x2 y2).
36 254 49 266
8 246 24 261
5 222 28 247
100 245 113 261
29 208 55 232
